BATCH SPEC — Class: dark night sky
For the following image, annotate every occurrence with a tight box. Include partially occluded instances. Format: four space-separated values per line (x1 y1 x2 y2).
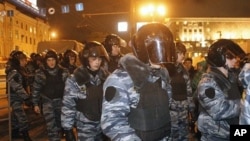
37 0 250 42
38 0 130 42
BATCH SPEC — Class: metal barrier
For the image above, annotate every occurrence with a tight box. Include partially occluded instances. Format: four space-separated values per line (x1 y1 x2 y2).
0 77 11 141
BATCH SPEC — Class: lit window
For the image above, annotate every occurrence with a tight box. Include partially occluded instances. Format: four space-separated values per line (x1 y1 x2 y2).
75 3 84 11
118 22 128 32
61 5 70 14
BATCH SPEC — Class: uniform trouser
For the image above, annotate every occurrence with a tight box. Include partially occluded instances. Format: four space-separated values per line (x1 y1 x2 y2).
75 113 104 141
170 100 189 141
11 101 29 132
42 98 62 141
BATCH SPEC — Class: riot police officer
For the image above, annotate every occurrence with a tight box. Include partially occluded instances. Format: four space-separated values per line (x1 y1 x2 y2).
32 49 69 141
197 39 244 141
6 51 32 141
103 34 124 73
61 41 110 141
239 54 250 124
60 49 78 74
101 23 175 141
169 42 194 141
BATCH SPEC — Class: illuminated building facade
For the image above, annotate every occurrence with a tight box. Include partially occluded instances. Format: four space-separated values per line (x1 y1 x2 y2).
0 0 50 59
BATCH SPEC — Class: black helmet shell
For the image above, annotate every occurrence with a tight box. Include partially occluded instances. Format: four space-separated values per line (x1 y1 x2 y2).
44 49 58 64
63 49 78 63
206 39 245 67
132 23 175 64
10 51 27 66
79 41 109 66
103 34 121 53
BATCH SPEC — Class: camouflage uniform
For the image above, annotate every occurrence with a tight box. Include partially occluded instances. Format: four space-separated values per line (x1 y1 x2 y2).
169 63 194 141
101 54 172 141
7 68 30 132
61 66 109 141
32 66 69 141
197 67 241 141
239 63 250 124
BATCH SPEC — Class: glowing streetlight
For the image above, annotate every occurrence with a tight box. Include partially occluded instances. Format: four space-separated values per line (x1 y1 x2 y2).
139 3 167 21
50 31 57 40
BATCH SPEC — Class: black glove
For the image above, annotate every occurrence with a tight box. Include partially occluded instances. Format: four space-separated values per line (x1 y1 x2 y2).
65 129 76 141
24 97 33 107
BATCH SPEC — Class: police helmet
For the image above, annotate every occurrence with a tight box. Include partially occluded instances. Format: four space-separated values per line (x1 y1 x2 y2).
63 49 78 64
206 39 244 67
30 53 36 60
10 51 27 66
79 41 109 66
103 34 121 53
44 49 58 64
131 23 175 64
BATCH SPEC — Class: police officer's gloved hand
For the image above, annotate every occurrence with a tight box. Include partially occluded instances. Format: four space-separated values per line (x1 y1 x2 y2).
24 97 33 107
65 129 76 141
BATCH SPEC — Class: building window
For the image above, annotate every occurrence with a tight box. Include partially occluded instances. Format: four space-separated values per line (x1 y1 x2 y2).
15 30 19 39
30 27 33 33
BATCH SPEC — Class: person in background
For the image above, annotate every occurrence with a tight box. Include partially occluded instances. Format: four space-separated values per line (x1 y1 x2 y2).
32 49 69 141
103 34 124 73
5 51 33 141
197 39 244 141
183 57 197 81
101 23 174 141
61 41 110 141
169 42 194 141
60 49 78 74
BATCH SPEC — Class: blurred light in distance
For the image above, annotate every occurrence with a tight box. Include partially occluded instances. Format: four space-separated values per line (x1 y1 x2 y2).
118 22 128 32
61 5 70 14
75 3 84 11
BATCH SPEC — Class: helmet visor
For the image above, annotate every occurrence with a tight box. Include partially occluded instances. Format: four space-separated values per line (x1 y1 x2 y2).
145 38 167 64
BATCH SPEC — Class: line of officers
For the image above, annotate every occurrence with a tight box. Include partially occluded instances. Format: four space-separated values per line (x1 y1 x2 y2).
5 23 250 141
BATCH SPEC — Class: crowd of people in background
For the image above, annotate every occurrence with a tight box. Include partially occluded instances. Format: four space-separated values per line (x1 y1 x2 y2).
5 22 250 141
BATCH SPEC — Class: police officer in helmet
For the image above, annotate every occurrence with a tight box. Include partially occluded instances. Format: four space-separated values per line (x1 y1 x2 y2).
61 41 110 141
103 34 124 72
32 49 69 141
6 51 33 141
101 23 175 141
197 39 244 141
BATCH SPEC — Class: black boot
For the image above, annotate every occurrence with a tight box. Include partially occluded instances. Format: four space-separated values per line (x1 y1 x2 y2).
11 129 22 139
22 131 32 141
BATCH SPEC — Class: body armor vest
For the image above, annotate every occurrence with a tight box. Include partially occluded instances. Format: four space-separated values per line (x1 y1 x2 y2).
171 70 187 101
42 69 64 99
211 68 241 125
128 78 171 141
76 83 103 121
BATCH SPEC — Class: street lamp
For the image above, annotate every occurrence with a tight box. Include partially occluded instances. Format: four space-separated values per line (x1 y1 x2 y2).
50 31 57 40
138 3 166 22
